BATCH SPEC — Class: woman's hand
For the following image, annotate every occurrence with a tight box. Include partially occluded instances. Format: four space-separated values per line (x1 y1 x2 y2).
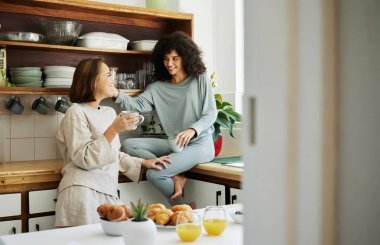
175 128 196 148
112 112 141 133
104 112 140 144
142 156 171 170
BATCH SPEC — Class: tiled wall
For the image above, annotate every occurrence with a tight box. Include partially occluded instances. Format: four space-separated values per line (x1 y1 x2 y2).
0 95 164 163
0 94 240 163
0 94 67 162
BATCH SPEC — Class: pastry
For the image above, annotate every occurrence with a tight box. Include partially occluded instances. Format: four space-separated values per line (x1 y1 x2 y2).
148 203 166 212
170 204 192 213
97 203 112 218
122 205 133 219
155 209 174 225
106 205 126 221
170 210 192 225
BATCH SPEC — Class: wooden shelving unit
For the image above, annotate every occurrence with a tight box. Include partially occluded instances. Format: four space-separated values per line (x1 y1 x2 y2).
0 0 193 96
0 86 143 96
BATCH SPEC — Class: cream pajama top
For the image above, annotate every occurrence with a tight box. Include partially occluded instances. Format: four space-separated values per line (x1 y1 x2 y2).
56 103 143 198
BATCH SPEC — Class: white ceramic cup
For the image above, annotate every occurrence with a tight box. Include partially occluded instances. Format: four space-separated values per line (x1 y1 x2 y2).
120 110 144 129
168 137 184 153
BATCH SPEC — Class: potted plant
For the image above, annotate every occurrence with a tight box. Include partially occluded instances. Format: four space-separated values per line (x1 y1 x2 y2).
122 198 157 245
210 73 242 156
0 69 14 87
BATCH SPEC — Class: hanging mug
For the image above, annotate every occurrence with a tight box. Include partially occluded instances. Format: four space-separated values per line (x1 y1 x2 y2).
55 97 71 114
6 96 24 114
32 96 50 115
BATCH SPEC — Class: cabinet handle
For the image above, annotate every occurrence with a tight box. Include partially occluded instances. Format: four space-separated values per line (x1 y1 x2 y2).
12 227 16 234
117 190 120 199
36 224 40 231
231 195 237 204
216 191 222 206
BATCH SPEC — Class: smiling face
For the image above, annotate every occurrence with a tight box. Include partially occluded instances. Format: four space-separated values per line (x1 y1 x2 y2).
163 50 185 77
94 63 115 100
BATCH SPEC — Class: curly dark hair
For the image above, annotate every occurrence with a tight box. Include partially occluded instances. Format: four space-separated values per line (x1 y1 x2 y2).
151 31 206 81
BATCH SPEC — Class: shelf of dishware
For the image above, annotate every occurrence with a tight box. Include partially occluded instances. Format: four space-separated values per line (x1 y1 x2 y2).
0 87 143 96
0 41 152 56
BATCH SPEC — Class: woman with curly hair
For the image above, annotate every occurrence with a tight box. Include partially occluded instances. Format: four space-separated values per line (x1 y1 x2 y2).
112 31 217 206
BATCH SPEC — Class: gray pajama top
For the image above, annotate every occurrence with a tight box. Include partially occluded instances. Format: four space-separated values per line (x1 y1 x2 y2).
115 73 217 139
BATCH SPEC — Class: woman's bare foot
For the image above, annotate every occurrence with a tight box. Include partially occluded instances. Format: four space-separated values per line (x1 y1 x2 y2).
171 175 187 201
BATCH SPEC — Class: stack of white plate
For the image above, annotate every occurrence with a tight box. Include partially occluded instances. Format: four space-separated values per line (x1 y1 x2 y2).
10 67 43 87
43 66 75 88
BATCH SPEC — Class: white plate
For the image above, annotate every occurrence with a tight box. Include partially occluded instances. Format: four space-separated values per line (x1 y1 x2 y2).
43 66 76 72
45 78 72 83
43 85 71 88
44 70 74 78
155 224 176 229
44 82 72 86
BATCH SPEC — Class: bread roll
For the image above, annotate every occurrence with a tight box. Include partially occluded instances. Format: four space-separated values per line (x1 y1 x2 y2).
122 205 133 219
155 209 174 225
106 205 126 221
97 203 112 218
170 204 192 213
148 203 166 212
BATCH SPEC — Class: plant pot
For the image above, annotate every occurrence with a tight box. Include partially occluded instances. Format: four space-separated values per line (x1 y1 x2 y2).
214 135 223 157
122 218 157 245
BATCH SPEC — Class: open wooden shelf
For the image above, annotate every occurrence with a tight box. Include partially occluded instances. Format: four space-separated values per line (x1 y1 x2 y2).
0 41 152 55
0 87 143 96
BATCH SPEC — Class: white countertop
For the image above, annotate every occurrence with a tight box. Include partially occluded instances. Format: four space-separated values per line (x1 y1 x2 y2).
0 205 243 245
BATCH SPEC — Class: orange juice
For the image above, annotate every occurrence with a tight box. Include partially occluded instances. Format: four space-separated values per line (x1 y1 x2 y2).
203 218 227 236
176 224 202 242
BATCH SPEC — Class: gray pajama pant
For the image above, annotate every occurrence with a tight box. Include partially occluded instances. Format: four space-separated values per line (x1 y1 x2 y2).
121 135 215 205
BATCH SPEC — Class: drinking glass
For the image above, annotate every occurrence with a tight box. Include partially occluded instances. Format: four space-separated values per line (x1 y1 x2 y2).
203 206 227 236
176 211 202 242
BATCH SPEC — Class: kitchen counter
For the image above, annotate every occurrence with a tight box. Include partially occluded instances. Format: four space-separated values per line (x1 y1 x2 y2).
0 159 242 188
0 204 243 245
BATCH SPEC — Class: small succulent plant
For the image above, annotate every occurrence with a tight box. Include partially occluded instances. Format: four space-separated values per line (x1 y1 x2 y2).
130 197 148 221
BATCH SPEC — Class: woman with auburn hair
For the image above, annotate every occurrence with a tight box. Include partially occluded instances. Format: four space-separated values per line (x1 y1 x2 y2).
112 31 217 206
55 57 170 227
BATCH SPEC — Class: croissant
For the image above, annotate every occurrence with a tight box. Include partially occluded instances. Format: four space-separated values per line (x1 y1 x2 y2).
170 210 192 225
155 209 174 225
170 204 192 213
148 203 166 212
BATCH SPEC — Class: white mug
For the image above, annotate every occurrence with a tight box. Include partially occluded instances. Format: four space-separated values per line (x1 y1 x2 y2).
120 110 144 129
168 137 184 153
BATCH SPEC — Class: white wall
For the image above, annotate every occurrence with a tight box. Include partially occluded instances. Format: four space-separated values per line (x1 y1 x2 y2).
338 0 380 244
243 0 289 244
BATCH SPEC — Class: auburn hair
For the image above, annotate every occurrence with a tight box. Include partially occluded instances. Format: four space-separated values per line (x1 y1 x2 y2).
69 57 104 103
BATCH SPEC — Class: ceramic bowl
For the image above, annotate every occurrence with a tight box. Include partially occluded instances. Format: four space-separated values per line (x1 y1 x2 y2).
100 218 127 236
11 76 42 84
227 209 243 224
10 70 42 77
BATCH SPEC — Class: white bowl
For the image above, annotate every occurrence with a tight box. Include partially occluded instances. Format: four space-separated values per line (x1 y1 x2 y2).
100 218 127 236
76 32 129 50
130 40 157 51
227 209 243 224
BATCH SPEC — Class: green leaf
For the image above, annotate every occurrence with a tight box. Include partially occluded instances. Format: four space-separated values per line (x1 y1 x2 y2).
213 124 221 141
221 101 232 108
215 93 223 103
224 109 241 122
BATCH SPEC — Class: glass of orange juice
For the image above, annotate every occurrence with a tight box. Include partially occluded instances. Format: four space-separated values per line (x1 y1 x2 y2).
176 211 202 242
203 206 228 236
